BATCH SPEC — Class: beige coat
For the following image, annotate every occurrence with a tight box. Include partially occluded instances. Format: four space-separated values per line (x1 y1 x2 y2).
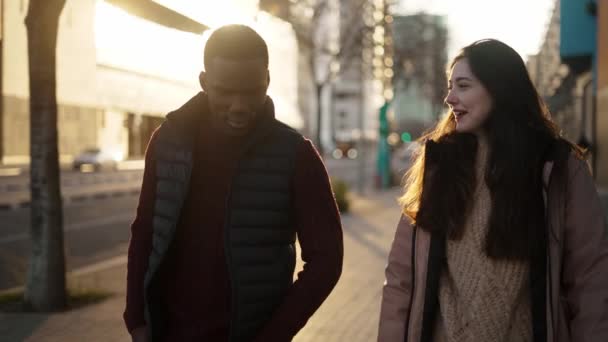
378 154 608 342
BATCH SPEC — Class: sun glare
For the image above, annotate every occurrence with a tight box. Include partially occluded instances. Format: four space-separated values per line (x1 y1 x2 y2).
153 0 257 28
95 0 204 83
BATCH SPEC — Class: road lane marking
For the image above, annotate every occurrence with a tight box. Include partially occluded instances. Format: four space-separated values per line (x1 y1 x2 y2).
0 168 22 177
70 254 128 276
0 254 129 294
0 213 134 245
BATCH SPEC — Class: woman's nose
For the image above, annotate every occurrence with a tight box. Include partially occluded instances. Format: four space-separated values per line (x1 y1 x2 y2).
444 91 457 106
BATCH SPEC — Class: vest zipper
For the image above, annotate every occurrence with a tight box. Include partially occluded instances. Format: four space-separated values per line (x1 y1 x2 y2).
404 226 417 342
224 181 236 342
543 172 556 339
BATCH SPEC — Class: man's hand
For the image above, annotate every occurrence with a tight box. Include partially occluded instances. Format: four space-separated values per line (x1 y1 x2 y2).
131 326 148 342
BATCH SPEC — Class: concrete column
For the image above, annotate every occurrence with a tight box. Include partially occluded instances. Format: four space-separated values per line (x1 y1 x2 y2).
596 0 608 187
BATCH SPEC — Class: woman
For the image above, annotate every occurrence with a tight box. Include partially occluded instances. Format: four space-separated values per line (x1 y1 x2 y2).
378 39 608 342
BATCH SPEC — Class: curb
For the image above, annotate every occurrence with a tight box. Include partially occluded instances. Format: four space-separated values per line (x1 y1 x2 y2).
0 255 128 296
0 187 140 211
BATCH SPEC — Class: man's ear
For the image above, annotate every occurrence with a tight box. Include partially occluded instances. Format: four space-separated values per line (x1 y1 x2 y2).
199 71 208 92
266 70 271 90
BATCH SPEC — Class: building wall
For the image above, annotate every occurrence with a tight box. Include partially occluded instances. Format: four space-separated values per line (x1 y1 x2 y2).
390 14 448 138
295 41 316 138
255 11 302 129
2 0 305 163
597 0 608 187
333 88 362 142
96 64 196 117
392 77 434 137
599 0 608 90
3 0 30 100
364 78 383 141
531 2 562 98
98 109 128 160
1 0 212 163
2 95 100 164
332 0 387 145
3 0 98 104
598 86 608 186
56 105 100 160
558 0 599 177
273 0 350 146
2 0 99 163
94 0 202 92
334 56 364 143
530 1 589 143
526 54 539 86
560 0 597 58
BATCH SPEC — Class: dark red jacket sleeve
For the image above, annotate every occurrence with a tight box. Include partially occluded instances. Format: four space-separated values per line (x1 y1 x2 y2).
123 129 159 333
253 139 344 341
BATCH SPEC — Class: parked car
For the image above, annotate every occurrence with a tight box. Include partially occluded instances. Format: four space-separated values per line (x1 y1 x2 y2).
332 141 358 159
72 148 119 171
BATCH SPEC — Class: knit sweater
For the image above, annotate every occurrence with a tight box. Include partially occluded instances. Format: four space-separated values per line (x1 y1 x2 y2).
434 138 533 342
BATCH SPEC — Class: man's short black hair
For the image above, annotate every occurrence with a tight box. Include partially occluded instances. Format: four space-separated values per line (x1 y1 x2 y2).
204 24 269 70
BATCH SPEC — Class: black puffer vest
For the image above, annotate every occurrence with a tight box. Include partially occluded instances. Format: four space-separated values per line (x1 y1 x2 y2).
143 93 303 342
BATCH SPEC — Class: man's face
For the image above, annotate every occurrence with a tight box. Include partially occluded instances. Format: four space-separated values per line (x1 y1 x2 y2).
200 58 270 136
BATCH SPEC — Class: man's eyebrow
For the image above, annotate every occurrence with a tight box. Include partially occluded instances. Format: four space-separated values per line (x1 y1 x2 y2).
211 84 266 92
453 76 472 82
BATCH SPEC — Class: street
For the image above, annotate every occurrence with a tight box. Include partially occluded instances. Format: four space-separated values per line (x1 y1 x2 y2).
0 154 380 292
0 0 606 339
0 169 143 210
1 159 607 341
0 154 410 340
0 181 403 342
0 194 137 291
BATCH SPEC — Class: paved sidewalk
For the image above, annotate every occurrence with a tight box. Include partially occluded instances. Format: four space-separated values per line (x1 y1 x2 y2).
3 185 604 342
599 188 608 225
294 187 402 341
0 262 131 342
0 187 404 342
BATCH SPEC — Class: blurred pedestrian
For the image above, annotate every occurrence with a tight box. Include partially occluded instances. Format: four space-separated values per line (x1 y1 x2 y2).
124 25 343 342
378 39 608 342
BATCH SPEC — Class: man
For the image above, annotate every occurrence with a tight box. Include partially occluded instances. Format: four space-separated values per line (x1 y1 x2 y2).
124 25 343 342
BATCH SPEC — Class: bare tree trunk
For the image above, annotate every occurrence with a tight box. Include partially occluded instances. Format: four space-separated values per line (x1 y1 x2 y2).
315 82 324 156
23 0 67 312
290 0 371 158
0 1 4 162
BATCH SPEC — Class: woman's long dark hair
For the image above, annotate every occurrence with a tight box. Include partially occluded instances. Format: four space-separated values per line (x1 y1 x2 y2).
400 39 581 260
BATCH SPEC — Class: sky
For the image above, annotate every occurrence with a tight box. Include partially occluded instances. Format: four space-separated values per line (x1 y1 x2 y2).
395 0 556 60
95 0 557 79
149 0 556 61
152 0 259 28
